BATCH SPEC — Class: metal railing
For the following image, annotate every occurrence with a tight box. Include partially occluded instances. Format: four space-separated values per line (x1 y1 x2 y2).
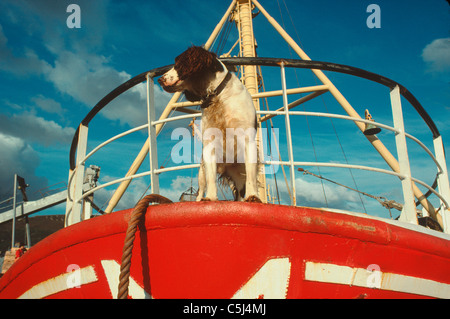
65 58 450 234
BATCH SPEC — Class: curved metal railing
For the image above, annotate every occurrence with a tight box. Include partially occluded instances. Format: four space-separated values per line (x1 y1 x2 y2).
65 58 450 233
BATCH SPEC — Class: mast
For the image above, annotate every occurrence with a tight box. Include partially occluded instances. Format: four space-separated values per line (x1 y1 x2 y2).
104 0 270 211
103 1 238 212
100 0 440 227
235 0 267 202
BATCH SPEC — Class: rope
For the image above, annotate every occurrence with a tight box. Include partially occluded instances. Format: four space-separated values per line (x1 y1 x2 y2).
117 194 173 299
299 168 403 215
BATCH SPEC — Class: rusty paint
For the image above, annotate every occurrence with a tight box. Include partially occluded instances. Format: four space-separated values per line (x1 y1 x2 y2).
0 202 448 299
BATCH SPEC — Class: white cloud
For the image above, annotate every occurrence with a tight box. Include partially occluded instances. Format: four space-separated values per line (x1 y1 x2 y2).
1 0 107 54
266 175 362 211
422 37 450 73
0 111 75 146
296 177 360 209
0 24 50 76
1 0 172 128
93 176 149 212
160 176 196 202
31 95 64 116
0 133 48 200
42 50 171 127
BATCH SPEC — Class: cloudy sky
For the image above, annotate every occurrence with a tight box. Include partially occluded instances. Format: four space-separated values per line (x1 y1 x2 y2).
0 0 449 218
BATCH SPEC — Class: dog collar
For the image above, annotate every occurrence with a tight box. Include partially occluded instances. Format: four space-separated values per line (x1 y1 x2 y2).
201 72 232 109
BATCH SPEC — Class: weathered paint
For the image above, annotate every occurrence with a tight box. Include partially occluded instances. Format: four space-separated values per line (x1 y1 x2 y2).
304 261 450 298
100 260 151 299
232 258 291 299
0 202 449 299
18 265 97 299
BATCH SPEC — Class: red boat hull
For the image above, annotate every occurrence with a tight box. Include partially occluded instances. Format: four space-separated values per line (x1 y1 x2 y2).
0 202 449 299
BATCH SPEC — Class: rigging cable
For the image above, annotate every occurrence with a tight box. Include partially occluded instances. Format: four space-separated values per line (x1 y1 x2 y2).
276 0 328 207
214 15 234 56
278 0 368 212
298 168 402 219
257 65 282 204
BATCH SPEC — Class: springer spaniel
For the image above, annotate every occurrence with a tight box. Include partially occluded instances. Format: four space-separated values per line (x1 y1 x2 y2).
158 46 261 203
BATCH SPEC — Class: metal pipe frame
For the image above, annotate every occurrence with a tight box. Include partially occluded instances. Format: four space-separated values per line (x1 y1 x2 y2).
67 94 448 226
11 174 17 248
257 110 443 174
280 63 296 206
263 160 449 210
147 74 159 195
390 85 417 224
101 2 237 213
259 90 328 123
66 58 448 231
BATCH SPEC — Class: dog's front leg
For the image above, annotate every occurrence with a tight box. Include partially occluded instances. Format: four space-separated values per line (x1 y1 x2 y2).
244 134 261 203
196 161 206 201
202 131 221 201
244 161 258 200
203 155 218 201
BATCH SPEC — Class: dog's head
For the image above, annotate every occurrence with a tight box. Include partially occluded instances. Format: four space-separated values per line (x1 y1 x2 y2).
158 46 224 98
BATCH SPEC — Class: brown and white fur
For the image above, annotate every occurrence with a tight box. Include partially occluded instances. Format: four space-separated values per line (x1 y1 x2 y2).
158 46 261 203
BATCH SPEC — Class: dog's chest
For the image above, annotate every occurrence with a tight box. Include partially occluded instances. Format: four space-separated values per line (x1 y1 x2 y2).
201 97 230 133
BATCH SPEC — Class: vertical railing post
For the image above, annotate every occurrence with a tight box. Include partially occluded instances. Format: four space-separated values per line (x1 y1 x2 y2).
147 73 159 194
390 85 417 224
11 174 17 248
25 215 31 248
65 124 89 226
82 195 93 221
280 62 296 206
433 135 450 233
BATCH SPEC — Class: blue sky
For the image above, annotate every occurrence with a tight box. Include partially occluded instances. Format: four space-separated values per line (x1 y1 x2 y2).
0 0 449 218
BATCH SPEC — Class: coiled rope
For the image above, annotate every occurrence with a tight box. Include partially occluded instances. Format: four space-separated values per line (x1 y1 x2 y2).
117 194 173 299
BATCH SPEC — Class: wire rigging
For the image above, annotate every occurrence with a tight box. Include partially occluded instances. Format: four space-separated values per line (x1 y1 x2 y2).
277 0 367 212
276 0 328 207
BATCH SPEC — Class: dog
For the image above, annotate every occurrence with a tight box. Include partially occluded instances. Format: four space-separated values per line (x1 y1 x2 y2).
158 46 261 203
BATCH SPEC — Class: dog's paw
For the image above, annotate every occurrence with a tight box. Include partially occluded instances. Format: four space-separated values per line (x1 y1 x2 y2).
200 197 211 201
245 195 262 203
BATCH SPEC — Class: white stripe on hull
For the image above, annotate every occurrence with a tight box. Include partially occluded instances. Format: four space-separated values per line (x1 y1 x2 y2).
305 261 450 299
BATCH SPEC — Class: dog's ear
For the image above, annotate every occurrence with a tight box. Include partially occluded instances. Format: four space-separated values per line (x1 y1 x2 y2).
175 46 223 80
209 56 224 73
198 47 223 73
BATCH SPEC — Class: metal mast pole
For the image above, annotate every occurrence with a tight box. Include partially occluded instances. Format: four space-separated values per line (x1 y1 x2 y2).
104 1 237 213
237 0 267 202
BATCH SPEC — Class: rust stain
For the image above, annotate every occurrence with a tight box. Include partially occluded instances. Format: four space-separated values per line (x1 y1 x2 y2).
346 221 377 233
